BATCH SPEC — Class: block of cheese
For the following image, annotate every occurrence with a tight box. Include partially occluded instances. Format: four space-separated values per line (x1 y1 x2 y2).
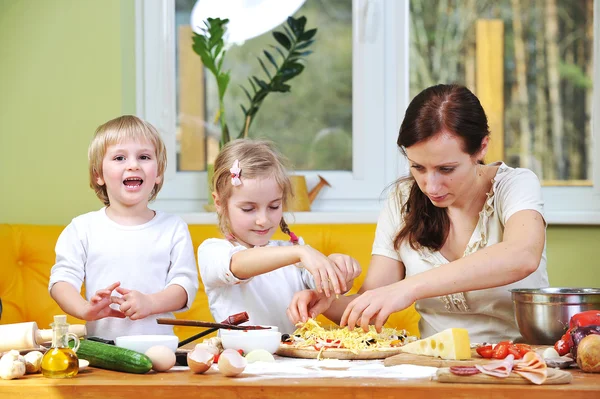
400 328 471 360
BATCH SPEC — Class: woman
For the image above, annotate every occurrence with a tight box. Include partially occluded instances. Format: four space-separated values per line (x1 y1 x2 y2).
287 84 548 343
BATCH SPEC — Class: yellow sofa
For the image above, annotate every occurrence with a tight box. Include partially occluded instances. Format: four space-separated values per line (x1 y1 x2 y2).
0 223 419 342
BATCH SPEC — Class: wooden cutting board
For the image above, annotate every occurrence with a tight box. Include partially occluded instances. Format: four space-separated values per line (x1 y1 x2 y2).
276 344 404 360
384 348 497 367
384 346 551 368
436 367 572 385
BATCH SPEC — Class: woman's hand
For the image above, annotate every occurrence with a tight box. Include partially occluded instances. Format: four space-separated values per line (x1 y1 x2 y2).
328 254 361 292
82 281 126 321
287 289 335 324
111 286 155 320
340 281 415 332
299 246 346 297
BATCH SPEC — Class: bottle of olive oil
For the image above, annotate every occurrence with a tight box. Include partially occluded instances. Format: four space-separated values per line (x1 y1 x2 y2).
41 315 79 378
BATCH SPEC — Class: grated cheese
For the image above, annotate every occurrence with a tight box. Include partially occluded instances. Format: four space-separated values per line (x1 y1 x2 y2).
290 318 417 355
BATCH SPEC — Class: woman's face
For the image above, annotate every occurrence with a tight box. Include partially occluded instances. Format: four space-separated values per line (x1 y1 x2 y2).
405 132 486 208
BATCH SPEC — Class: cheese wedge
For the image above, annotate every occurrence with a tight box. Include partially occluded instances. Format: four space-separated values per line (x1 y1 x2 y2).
400 328 471 360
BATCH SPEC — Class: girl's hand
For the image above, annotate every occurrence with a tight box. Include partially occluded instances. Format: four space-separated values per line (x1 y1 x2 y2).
287 289 335 324
340 281 414 332
327 254 361 292
82 282 126 321
111 287 154 320
299 246 346 297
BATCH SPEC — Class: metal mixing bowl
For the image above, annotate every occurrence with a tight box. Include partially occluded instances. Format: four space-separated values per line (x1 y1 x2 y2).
510 288 600 345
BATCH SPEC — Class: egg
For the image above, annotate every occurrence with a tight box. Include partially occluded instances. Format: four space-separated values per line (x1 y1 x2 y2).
217 349 246 377
193 342 220 356
187 347 214 374
145 345 176 372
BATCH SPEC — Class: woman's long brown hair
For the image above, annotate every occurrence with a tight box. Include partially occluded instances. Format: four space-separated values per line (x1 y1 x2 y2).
394 84 490 251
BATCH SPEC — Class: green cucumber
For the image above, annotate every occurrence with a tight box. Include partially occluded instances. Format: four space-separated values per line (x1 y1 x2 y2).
69 339 153 374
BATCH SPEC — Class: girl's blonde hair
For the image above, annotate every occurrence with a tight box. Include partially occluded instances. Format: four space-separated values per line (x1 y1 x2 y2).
88 115 167 205
213 139 295 240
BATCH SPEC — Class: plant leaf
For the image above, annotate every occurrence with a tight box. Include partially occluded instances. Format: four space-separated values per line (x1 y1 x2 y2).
257 57 271 79
217 73 230 99
263 50 278 69
271 45 286 59
240 85 253 102
299 28 317 41
273 32 291 50
295 40 314 50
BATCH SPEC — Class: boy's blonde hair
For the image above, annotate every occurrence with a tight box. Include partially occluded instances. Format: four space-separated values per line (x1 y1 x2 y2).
88 115 167 205
213 139 295 239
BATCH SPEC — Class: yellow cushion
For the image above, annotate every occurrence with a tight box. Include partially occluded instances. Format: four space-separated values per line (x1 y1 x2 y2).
0 223 420 341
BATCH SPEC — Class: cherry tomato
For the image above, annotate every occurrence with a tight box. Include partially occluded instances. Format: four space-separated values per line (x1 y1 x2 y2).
507 345 522 359
476 345 493 358
554 339 570 356
492 343 509 359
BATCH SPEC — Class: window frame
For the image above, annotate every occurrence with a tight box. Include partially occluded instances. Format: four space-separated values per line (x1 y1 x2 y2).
135 0 600 224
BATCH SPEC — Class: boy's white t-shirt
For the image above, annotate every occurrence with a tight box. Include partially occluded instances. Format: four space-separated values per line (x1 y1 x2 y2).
48 208 199 341
372 162 549 343
198 238 316 334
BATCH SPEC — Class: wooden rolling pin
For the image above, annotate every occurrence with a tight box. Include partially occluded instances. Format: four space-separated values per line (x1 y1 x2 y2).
0 321 87 352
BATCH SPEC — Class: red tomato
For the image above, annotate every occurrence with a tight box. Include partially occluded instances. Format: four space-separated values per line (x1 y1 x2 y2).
507 345 522 359
492 343 509 359
514 343 532 357
476 345 493 358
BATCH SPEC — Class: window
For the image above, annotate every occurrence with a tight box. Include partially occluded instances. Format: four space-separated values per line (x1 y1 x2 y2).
137 0 600 223
408 0 600 223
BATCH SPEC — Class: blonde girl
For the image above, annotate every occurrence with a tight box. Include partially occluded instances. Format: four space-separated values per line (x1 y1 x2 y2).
197 139 361 333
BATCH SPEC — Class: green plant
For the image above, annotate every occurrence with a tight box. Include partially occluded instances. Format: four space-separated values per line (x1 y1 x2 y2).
192 16 317 148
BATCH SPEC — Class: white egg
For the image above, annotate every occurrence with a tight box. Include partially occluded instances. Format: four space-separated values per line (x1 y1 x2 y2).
187 347 214 374
145 345 176 372
217 349 246 377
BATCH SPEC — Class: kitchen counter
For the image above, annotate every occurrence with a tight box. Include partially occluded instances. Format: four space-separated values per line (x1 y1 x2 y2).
1 365 599 399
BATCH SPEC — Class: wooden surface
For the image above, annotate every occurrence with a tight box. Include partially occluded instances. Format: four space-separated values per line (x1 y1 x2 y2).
385 346 548 368
0 365 598 399
436 367 573 385
384 351 497 367
276 344 403 360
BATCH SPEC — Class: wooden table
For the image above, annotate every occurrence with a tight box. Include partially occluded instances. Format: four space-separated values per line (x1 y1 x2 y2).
1 366 599 399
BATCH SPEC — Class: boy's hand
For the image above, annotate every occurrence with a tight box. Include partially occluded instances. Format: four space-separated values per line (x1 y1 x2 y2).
111 286 154 320
299 246 346 297
327 254 361 292
82 281 126 321
287 289 335 324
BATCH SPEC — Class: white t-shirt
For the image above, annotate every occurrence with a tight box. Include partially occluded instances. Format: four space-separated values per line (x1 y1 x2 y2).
372 163 549 343
198 238 316 334
49 208 199 341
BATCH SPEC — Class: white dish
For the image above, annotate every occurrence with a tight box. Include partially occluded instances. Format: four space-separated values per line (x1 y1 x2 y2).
115 334 178 354
220 330 282 354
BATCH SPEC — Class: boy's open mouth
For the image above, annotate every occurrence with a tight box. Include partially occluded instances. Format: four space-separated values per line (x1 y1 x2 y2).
123 177 143 187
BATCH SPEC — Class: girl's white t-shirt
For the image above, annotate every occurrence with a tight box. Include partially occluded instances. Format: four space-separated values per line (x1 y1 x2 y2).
372 163 549 343
198 238 316 334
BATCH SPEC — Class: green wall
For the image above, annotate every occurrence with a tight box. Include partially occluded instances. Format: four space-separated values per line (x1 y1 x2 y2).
0 0 135 223
0 0 598 288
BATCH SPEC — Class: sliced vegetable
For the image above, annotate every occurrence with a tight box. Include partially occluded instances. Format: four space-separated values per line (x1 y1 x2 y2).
69 339 152 374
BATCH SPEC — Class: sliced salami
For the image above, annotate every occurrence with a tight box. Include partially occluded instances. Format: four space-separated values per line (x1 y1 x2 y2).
449 366 481 376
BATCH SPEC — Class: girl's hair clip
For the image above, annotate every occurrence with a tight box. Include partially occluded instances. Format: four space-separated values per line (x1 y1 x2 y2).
289 231 299 244
230 159 242 186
